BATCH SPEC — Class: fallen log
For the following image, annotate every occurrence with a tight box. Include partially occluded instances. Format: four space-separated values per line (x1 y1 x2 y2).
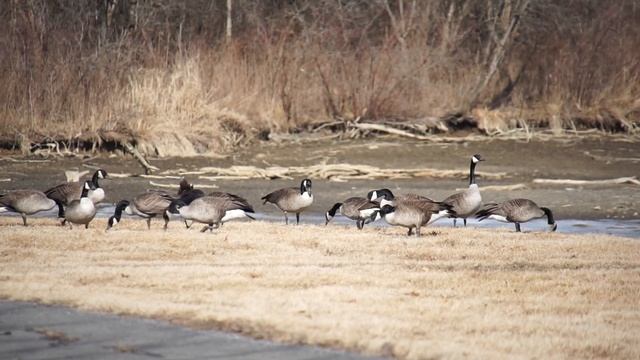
122 141 159 174
148 181 219 189
456 183 527 191
533 177 640 186
166 164 507 182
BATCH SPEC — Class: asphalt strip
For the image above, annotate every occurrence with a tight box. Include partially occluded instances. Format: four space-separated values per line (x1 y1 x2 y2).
0 301 383 360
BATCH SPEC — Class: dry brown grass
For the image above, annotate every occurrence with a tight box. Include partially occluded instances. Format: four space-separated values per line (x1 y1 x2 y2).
1 217 639 359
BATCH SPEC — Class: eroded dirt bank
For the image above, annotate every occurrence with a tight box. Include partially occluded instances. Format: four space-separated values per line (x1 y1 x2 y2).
1 136 638 220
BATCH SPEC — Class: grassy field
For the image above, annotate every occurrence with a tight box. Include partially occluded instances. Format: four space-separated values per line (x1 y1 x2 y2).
0 217 639 359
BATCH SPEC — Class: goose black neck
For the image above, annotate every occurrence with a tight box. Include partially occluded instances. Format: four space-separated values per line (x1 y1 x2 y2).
91 171 100 188
55 200 65 218
469 160 477 185
328 203 342 217
541 207 554 225
114 201 129 221
80 185 90 198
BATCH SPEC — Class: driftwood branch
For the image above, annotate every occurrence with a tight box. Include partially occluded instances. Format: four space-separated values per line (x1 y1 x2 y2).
166 164 507 182
122 141 159 174
456 183 527 192
149 181 219 189
533 177 640 186
583 151 640 163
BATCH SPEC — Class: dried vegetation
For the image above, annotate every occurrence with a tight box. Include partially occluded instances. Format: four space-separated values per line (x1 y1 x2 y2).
1 1 639 156
1 217 639 359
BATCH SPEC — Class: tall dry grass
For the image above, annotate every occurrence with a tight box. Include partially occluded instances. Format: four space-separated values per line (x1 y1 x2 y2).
0 1 638 155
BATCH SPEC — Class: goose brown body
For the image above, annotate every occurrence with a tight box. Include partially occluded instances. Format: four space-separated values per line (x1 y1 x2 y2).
476 198 557 232
262 179 313 225
45 169 107 205
0 190 58 226
325 197 380 229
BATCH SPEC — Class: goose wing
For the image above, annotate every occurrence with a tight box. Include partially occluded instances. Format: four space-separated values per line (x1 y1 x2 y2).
399 193 434 202
44 182 81 204
134 192 173 215
261 187 297 205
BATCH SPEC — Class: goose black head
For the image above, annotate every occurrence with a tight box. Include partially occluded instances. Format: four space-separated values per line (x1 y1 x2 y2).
80 181 95 198
92 169 108 187
106 200 130 231
106 216 118 230
367 189 394 202
379 204 396 216
168 199 187 214
471 154 484 163
300 179 312 195
325 203 343 225
178 178 193 195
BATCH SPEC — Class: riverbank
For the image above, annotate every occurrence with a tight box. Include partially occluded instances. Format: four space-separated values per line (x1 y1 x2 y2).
1 136 639 220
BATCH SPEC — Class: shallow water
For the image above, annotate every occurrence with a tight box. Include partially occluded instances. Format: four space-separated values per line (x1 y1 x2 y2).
7 205 640 239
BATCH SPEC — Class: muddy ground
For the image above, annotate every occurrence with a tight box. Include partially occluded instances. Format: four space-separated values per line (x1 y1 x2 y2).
1 136 638 220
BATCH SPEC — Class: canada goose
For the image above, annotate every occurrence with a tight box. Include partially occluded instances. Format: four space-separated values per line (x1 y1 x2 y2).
45 169 108 205
261 179 313 225
442 154 484 227
367 189 451 229
374 201 451 237
0 190 61 226
168 195 255 232
173 178 206 228
63 181 97 229
476 199 557 232
106 200 130 230
325 197 380 229
110 190 174 230
367 189 434 207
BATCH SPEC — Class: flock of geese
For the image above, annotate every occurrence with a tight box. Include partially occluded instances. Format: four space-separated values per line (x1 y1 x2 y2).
0 154 557 235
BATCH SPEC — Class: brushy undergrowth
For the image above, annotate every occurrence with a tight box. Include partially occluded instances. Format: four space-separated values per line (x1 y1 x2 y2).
1 1 639 155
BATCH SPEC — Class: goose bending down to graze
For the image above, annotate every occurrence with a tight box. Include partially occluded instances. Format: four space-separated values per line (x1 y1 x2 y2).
167 195 255 233
325 197 380 229
62 181 97 229
374 201 453 237
442 154 484 227
476 199 557 232
367 188 451 228
0 189 62 226
367 188 434 207
262 179 313 225
107 190 174 230
173 178 206 228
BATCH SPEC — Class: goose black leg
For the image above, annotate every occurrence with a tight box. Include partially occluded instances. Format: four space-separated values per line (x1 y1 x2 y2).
163 212 170 230
284 212 289 225
407 228 413 236
515 223 521 232
296 213 300 225
463 218 467 227
146 217 152 230
85 223 89 229
200 225 209 233
21 214 27 226
453 218 457 228
184 220 191 229
357 220 363 230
